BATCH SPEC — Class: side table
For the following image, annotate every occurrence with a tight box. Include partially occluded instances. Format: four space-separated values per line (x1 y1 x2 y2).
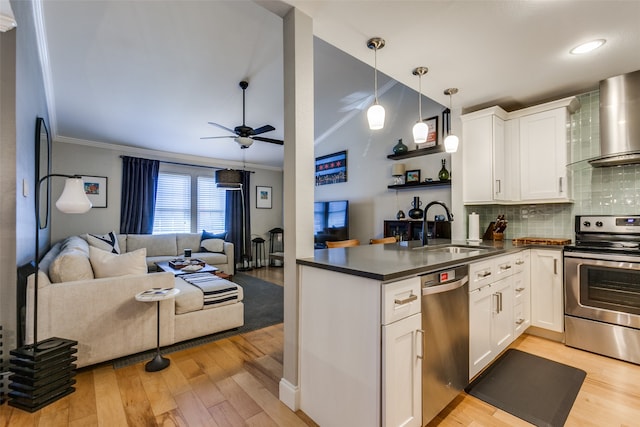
135 287 180 372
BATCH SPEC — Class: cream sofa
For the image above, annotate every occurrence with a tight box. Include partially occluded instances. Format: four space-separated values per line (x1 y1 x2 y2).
26 234 243 368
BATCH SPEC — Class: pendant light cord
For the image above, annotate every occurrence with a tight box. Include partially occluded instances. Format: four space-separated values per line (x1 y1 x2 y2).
418 74 423 121
374 48 379 103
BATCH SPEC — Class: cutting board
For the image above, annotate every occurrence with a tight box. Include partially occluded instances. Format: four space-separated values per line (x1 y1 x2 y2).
512 237 571 245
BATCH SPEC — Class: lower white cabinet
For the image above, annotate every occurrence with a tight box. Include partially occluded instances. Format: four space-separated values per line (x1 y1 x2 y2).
513 251 531 337
530 249 564 332
382 313 422 427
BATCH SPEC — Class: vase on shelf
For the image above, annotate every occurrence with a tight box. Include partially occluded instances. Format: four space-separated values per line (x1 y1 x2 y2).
438 158 450 181
408 196 423 219
396 210 406 220
392 138 408 155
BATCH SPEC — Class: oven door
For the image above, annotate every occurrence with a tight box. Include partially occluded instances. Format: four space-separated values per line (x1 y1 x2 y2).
565 251 640 329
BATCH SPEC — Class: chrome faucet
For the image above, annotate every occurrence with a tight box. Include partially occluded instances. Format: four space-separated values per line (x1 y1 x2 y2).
421 201 454 246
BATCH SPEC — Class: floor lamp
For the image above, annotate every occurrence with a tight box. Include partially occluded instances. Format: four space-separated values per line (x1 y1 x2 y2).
215 169 252 272
9 174 92 412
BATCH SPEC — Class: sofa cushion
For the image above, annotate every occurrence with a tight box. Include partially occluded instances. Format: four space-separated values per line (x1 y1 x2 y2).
89 246 147 278
201 238 225 253
49 236 95 283
127 234 177 257
176 233 202 255
86 231 121 254
202 230 227 241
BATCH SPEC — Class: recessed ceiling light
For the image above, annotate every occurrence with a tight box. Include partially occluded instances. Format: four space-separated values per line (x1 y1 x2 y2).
570 39 606 55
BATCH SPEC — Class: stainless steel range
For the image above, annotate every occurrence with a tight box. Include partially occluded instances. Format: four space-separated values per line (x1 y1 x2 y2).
564 215 640 365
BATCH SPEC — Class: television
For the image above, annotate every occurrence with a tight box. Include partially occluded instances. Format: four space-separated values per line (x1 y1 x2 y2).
314 200 349 248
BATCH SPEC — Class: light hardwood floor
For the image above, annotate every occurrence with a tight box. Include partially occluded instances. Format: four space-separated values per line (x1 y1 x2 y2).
2 267 640 426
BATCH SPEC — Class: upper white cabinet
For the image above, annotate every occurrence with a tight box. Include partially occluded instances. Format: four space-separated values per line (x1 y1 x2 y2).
462 96 579 204
462 107 508 204
519 108 570 201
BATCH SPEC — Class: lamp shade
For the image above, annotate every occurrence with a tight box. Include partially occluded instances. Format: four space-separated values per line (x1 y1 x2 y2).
391 163 406 176
215 169 243 188
444 134 459 153
412 121 429 144
367 103 385 130
55 178 92 213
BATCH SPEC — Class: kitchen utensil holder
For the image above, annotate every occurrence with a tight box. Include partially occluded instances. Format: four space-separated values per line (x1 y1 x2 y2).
492 232 504 241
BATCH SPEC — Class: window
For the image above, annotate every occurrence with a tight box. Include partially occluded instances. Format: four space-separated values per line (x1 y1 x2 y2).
152 166 226 234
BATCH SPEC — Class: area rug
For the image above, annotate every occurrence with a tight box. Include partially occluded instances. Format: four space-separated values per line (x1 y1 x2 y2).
465 349 586 427
112 272 283 368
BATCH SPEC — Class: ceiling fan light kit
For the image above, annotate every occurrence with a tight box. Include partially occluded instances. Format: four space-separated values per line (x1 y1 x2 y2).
412 66 429 144
201 80 283 148
367 37 386 130
444 87 460 153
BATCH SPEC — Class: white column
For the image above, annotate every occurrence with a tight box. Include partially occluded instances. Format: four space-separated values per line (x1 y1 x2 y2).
279 7 314 411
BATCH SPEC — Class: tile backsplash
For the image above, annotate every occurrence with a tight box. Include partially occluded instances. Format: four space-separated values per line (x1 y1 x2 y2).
467 90 640 241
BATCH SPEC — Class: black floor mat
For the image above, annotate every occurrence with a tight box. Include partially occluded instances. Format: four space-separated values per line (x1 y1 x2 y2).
465 349 586 427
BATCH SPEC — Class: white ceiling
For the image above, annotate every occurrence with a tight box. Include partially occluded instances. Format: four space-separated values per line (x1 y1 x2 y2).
38 0 640 169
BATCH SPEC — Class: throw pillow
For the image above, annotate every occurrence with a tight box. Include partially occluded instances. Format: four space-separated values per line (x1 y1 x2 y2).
89 246 147 278
201 238 225 253
202 230 227 241
87 231 121 254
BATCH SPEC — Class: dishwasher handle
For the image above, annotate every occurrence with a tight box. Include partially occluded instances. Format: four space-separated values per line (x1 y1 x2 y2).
422 275 469 296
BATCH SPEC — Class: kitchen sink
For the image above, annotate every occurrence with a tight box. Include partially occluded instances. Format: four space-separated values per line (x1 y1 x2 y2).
414 244 494 255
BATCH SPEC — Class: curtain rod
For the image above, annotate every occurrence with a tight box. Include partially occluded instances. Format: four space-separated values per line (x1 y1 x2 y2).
119 156 255 173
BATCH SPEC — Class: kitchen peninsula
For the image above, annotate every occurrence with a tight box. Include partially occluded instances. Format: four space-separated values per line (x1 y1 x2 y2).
296 240 561 427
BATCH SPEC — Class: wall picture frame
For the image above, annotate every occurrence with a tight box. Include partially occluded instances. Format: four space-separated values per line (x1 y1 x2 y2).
82 175 108 208
256 185 272 209
423 116 439 148
406 169 421 183
315 150 347 186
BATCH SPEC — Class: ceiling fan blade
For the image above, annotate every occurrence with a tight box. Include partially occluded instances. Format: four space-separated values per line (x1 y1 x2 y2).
207 122 237 134
200 135 234 140
252 125 276 135
253 136 284 145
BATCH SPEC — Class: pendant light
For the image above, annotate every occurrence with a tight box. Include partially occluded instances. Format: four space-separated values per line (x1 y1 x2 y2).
444 88 459 153
412 67 429 144
367 37 386 130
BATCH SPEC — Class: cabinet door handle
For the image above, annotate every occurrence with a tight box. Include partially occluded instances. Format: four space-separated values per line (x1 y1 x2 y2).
500 264 512 270
493 293 500 314
515 260 524 265
515 287 525 292
499 292 503 312
416 329 425 360
479 271 492 278
495 179 501 194
554 258 558 275
559 177 563 193
516 318 525 325
394 293 418 306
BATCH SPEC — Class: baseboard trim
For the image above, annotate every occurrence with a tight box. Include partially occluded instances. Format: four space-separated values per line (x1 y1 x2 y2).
279 378 299 411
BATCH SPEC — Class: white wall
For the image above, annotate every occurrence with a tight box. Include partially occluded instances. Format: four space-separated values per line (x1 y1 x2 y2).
314 81 451 243
51 140 283 244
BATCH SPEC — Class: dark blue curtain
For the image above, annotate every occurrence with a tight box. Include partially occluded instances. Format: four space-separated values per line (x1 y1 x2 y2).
120 156 160 234
225 170 251 271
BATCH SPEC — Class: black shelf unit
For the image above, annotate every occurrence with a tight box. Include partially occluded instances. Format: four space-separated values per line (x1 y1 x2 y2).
388 180 451 190
387 145 444 160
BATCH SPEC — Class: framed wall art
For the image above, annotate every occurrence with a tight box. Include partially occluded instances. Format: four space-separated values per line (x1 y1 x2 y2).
406 169 421 183
256 186 272 209
315 150 347 186
423 116 438 148
82 175 108 208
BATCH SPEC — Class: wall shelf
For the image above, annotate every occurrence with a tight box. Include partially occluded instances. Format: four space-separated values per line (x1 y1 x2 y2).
387 145 444 160
388 180 451 190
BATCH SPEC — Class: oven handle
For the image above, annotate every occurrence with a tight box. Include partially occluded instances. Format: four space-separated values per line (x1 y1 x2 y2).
564 251 640 264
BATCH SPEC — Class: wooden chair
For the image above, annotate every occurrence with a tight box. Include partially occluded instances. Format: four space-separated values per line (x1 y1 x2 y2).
369 237 397 245
325 239 360 248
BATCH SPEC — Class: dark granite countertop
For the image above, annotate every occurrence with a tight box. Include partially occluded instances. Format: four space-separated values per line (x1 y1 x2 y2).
296 239 565 282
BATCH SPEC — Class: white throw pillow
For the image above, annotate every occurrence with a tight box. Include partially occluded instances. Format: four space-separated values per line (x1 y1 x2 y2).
87 231 121 254
89 246 147 278
201 238 225 253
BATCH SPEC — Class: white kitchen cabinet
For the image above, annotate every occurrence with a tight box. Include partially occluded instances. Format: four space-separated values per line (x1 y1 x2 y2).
530 249 564 332
512 250 531 337
468 254 515 379
461 107 507 204
299 266 421 427
519 108 571 201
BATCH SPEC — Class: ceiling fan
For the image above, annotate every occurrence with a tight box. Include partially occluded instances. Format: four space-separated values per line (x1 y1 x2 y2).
201 80 284 149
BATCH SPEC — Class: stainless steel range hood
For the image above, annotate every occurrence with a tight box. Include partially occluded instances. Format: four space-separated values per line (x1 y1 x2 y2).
589 70 640 167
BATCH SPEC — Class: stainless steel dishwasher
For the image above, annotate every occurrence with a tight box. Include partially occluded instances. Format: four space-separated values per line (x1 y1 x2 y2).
420 264 469 425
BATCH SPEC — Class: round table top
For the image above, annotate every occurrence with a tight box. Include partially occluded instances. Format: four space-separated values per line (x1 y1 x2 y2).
135 287 180 302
